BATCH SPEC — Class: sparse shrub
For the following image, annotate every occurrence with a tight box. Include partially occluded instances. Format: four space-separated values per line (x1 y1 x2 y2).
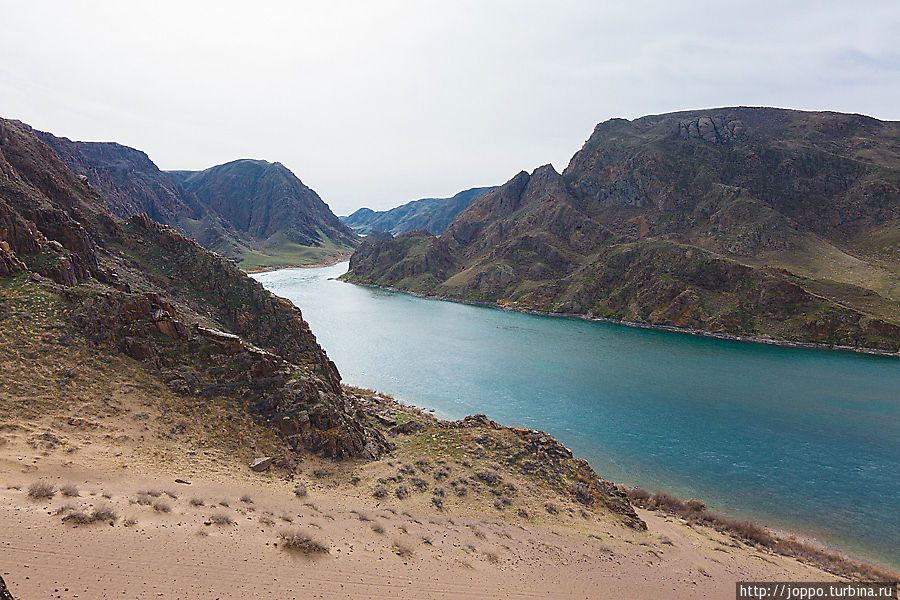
28 481 56 500
134 493 152 506
210 512 234 525
152 500 171 513
484 551 499 564
410 477 428 491
651 492 686 512
475 470 501 486
280 513 293 523
92 505 118 522
357 512 373 522
517 508 530 519
62 510 94 525
123 518 138 527
544 503 559 515
240 494 253 504
493 499 505 510
312 469 330 479
279 530 329 554
60 484 80 497
395 485 409 500
189 497 205 507
259 515 275 526
625 487 650 504
293 484 307 498
431 497 444 511
145 490 162 498
371 522 385 534
391 541 413 558
684 499 706 513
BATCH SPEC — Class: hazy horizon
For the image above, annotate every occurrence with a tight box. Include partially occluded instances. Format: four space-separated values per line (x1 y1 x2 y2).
2 0 898 215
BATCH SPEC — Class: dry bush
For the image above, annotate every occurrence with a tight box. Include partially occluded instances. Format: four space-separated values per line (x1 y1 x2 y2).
133 493 152 506
293 484 307 498
144 490 162 498
372 485 387 499
391 541 414 558
684 499 706 513
394 485 409 500
371 522 385 534
210 512 234 525
240 494 253 504
649 492 685 513
27 481 56 500
259 515 275 526
625 487 650 503
123 518 138 527
91 505 118 523
60 484 80 497
152 500 172 513
475 470 501 486
279 530 329 554
280 513 293 523
571 483 593 505
189 498 205 507
356 512 373 522
62 510 94 525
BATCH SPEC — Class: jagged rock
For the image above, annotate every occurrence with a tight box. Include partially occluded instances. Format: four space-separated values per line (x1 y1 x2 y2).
0 575 14 600
373 412 397 426
250 457 275 472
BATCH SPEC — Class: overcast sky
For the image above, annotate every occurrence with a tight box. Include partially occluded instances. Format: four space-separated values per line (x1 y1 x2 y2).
1 1 898 215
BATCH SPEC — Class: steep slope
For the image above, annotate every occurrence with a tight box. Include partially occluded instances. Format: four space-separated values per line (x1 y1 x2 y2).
0 117 387 458
344 107 900 353
36 131 356 270
171 160 358 269
342 186 495 236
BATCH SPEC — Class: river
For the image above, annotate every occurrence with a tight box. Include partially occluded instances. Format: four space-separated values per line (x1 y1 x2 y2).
253 262 900 569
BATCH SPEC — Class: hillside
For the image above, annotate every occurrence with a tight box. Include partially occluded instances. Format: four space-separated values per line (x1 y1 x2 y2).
171 160 358 269
344 107 900 353
342 186 495 236
3 116 897 597
35 131 356 270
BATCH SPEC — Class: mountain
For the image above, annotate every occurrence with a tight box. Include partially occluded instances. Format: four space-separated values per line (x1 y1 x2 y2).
34 132 356 270
171 160 358 268
341 186 495 236
344 107 900 353
0 116 386 458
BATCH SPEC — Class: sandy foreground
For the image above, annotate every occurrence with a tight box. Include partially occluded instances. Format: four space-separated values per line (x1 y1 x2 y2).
0 395 838 600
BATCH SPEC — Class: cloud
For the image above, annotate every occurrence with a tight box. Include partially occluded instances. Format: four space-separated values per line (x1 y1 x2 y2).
1 0 897 214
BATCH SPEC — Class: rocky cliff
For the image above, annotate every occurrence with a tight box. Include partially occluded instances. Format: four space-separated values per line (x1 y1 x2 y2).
345 107 900 352
0 117 387 458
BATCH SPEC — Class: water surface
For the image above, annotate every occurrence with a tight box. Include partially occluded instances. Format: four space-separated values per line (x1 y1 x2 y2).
254 262 900 569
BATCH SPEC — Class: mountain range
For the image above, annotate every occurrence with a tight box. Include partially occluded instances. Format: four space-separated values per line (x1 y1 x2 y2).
341 186 495 236
35 132 357 270
343 107 900 353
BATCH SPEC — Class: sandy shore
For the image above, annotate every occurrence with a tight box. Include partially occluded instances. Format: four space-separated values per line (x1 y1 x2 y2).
0 397 844 600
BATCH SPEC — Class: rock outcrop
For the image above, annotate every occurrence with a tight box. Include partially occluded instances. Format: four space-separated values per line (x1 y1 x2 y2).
344 107 900 353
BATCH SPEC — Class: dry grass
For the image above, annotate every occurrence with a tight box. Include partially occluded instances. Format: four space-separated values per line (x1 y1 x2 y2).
627 488 899 582
392 541 414 558
210 512 234 526
27 481 55 500
62 505 117 525
279 530 329 555
59 484 80 497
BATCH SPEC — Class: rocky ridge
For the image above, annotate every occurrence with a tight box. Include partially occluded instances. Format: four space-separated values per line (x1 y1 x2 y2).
344 107 900 353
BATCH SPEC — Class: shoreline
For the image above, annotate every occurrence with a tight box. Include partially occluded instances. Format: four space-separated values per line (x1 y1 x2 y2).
380 394 896 576
241 254 352 274
338 278 900 358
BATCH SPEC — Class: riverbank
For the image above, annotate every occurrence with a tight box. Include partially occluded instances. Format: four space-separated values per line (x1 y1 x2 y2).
241 254 353 274
3 376 894 600
339 278 900 358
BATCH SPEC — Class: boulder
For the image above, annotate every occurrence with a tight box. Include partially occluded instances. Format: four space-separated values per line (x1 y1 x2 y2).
250 456 274 472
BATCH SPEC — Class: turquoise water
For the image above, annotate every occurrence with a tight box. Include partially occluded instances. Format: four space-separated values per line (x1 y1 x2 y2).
254 262 900 570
